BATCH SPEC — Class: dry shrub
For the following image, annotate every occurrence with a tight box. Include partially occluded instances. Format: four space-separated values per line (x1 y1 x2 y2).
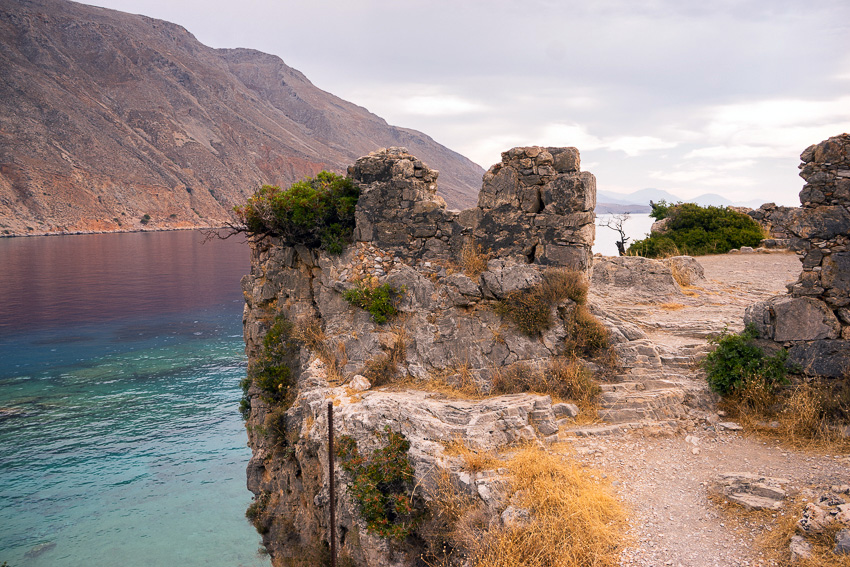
293 315 346 384
421 468 491 566
751 496 850 567
491 358 601 414
563 304 610 358
461 240 490 278
476 445 627 567
722 378 850 451
361 328 407 387
495 269 589 336
442 439 499 472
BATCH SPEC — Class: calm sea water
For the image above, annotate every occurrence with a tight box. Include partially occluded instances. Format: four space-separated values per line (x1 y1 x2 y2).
0 231 270 567
594 213 655 256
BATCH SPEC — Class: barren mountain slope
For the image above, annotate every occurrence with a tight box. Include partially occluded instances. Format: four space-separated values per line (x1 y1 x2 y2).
0 0 483 236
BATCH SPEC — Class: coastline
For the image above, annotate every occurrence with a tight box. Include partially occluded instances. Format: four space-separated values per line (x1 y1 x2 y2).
0 223 228 238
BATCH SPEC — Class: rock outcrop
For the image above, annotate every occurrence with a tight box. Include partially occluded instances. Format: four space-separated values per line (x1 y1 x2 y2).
241 146 598 565
744 134 850 378
0 0 483 236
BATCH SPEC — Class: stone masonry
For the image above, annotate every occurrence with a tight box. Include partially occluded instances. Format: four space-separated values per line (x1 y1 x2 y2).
350 146 595 270
745 134 850 377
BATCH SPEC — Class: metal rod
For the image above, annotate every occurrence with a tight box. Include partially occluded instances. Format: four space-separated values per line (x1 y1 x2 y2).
328 401 336 567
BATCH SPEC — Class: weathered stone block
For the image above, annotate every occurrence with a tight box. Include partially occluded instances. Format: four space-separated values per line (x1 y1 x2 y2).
745 296 841 341
540 171 596 214
789 340 850 378
548 147 580 173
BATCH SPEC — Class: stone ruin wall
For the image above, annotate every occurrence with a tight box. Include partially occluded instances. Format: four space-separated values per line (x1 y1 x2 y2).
350 145 595 270
745 134 850 378
239 146 600 566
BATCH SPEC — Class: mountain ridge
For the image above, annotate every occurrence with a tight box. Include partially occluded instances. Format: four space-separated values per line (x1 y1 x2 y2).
0 0 484 236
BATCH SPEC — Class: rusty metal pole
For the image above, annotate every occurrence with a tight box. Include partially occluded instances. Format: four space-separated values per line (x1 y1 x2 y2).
328 401 336 567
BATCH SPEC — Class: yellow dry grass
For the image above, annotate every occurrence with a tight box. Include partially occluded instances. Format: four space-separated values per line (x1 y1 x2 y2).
659 302 686 311
442 439 500 472
474 445 628 567
461 239 490 278
722 381 850 452
714 495 850 567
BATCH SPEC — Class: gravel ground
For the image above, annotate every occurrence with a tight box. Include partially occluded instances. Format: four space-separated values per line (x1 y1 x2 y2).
583 252 850 567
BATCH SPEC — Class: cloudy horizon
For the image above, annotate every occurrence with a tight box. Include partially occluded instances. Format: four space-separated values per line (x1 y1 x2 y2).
86 0 850 206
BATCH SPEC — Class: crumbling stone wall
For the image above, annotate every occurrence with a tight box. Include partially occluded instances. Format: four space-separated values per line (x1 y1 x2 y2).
747 203 801 248
240 146 601 566
745 134 850 377
350 146 595 271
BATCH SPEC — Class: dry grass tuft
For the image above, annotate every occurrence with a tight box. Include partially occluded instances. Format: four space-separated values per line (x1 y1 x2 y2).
442 439 500 472
740 496 850 567
292 314 347 384
669 260 693 287
494 269 589 336
722 379 850 451
491 358 601 420
460 240 490 278
361 327 408 387
659 302 686 311
475 445 628 567
563 304 610 359
422 446 628 567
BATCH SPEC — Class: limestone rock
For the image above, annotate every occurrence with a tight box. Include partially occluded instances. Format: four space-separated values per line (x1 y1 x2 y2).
715 472 788 511
788 340 850 378
744 296 841 341
590 256 684 301
790 535 812 562
836 529 850 555
798 503 831 534
348 375 371 391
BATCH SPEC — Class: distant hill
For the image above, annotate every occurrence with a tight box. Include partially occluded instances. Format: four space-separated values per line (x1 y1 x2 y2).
598 188 770 211
0 0 484 236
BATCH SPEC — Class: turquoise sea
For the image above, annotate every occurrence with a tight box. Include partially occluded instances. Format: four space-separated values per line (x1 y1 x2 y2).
0 231 270 567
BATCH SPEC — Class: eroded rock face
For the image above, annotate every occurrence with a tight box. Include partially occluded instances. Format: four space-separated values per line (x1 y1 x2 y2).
744 134 850 378
242 146 601 566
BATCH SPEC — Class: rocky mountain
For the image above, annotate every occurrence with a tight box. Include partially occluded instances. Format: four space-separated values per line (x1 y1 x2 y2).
0 0 484 236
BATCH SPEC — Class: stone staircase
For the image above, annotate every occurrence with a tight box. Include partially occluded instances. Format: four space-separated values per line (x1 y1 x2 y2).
562 341 714 437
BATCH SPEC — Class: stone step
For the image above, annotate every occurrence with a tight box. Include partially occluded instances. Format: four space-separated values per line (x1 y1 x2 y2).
598 388 688 424
562 419 680 438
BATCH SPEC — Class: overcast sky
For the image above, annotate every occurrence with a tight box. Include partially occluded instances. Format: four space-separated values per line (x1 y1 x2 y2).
86 0 850 205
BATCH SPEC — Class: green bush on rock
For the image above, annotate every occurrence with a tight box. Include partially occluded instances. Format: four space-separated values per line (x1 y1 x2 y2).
343 281 404 324
629 202 764 257
239 314 301 419
703 324 791 396
234 171 360 254
336 427 421 540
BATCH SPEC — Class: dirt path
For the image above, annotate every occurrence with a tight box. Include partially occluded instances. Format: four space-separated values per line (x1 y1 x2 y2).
583 252 850 567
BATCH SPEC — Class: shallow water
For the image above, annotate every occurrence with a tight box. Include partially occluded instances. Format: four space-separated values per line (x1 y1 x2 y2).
0 231 269 567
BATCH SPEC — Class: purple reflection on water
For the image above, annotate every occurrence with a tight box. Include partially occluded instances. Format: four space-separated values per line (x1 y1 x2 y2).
0 231 250 335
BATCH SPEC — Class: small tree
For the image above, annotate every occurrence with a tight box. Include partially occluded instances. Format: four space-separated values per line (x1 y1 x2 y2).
599 214 631 256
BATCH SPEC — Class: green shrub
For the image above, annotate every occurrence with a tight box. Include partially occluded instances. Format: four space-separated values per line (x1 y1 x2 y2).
140 213 151 225
343 281 404 324
245 492 271 534
234 171 360 254
649 199 679 221
336 427 421 540
628 203 764 257
239 315 301 419
703 324 791 396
